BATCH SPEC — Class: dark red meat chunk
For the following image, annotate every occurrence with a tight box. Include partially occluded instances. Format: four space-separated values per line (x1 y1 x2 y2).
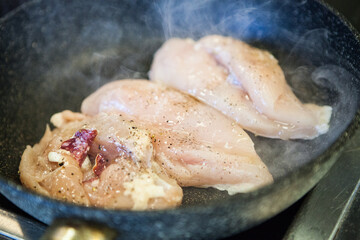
61 129 97 166
92 153 107 176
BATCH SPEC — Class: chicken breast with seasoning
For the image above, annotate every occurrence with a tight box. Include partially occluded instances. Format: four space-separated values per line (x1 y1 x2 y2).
149 36 332 139
81 80 273 194
19 111 183 210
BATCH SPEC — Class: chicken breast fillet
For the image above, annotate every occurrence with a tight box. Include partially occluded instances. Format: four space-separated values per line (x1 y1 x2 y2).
149 36 332 139
81 80 273 194
19 111 183 210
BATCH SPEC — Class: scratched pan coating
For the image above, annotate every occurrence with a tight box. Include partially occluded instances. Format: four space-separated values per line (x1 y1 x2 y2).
0 0 359 239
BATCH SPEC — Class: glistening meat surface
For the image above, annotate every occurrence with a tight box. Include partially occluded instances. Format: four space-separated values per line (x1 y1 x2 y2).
149 36 332 139
81 80 273 194
19 111 182 210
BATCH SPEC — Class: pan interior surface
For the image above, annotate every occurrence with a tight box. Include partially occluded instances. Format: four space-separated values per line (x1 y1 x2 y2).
0 0 359 239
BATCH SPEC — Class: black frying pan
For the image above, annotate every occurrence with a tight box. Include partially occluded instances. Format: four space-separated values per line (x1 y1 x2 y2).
0 0 359 239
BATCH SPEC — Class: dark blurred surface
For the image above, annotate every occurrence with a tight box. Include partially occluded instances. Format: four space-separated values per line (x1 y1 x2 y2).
232 1 360 239
324 0 360 29
0 0 359 240
0 0 26 16
1 0 358 30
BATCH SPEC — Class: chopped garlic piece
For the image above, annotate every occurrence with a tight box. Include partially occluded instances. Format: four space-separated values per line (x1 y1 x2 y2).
81 156 91 171
123 173 165 210
50 112 64 128
48 152 65 163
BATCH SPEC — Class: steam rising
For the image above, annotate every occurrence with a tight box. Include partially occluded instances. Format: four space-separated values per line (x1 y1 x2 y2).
152 0 359 178
4 0 358 181
154 0 277 40
254 65 358 177
44 0 358 179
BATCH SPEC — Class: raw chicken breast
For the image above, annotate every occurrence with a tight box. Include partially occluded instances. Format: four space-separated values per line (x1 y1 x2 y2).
150 36 332 139
19 111 182 210
81 80 273 194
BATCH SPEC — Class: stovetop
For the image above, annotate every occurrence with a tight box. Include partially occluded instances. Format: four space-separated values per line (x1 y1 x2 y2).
0 0 359 239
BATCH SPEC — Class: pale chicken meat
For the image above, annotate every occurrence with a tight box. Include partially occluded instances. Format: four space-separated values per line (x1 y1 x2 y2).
150 36 332 139
81 80 273 194
19 111 183 210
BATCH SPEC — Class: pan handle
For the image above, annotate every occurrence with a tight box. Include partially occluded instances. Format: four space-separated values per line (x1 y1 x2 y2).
0 207 45 240
40 218 117 240
0 207 117 240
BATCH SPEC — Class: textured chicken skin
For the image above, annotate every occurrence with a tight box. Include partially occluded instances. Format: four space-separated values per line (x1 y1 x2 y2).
19 111 182 210
81 80 273 194
150 36 332 139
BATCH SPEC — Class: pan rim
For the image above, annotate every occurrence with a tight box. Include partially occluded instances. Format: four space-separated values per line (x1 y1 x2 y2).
0 0 359 229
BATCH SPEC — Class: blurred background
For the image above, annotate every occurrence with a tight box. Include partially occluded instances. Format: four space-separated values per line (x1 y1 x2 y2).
0 0 359 29
0 0 359 239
